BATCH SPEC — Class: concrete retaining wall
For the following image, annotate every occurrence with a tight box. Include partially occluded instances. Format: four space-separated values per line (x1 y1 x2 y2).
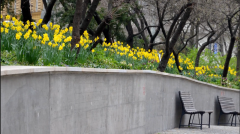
1 66 239 134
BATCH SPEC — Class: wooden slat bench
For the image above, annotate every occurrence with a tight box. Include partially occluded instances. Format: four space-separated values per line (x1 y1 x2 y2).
179 91 213 130
217 96 240 126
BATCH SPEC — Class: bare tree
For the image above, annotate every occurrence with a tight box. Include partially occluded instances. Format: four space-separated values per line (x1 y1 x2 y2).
195 22 226 67
157 0 195 72
237 24 240 76
42 0 57 25
71 0 83 49
21 0 32 25
222 8 240 80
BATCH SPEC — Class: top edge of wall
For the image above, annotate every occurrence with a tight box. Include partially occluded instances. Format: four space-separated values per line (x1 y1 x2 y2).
1 66 239 92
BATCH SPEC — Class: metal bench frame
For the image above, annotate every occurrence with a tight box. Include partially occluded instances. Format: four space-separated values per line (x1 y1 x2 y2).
217 96 240 126
179 91 213 130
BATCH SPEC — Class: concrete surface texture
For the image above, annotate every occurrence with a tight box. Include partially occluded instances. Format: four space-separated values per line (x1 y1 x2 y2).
157 125 239 134
1 66 240 134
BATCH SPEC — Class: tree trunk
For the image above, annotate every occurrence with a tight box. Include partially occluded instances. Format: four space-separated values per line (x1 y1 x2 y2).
76 0 100 54
173 50 182 73
139 17 149 50
90 15 112 50
189 22 195 48
21 0 32 25
126 20 134 48
93 11 112 43
236 19 240 76
236 38 240 76
106 0 113 43
42 0 47 10
236 26 240 76
219 36 224 56
42 0 57 25
81 0 90 22
157 5 193 72
130 11 149 50
79 0 100 36
195 32 215 67
195 22 200 48
222 12 240 82
222 37 236 78
71 0 83 49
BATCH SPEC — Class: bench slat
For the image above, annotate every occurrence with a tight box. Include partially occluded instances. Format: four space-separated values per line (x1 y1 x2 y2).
218 96 237 114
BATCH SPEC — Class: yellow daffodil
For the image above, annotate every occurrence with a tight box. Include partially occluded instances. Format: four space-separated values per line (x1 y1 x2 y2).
4 28 9 34
59 45 63 50
48 42 52 46
15 31 22 39
5 15 10 20
69 26 73 32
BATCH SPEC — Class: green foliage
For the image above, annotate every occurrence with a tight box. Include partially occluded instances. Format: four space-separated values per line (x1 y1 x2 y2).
52 0 76 28
181 48 198 65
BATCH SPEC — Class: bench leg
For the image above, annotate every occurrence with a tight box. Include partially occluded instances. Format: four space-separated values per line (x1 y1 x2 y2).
188 114 192 127
208 113 211 128
238 115 240 122
231 114 234 126
235 114 236 126
192 114 195 124
218 113 221 125
179 113 184 128
200 113 203 130
198 113 200 124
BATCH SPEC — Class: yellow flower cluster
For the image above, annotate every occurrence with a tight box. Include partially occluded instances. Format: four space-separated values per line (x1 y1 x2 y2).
41 33 50 44
228 67 237 76
1 17 75 51
179 66 183 70
42 24 48 31
167 53 175 68
36 19 43 26
214 65 237 76
32 33 38 40
209 74 221 77
4 28 9 33
94 36 99 42
195 66 210 75
184 58 194 70
69 26 73 33
5 15 10 20
64 36 72 43
59 43 65 50
79 31 92 49
16 32 22 40
101 40 161 62
24 21 31 30
24 29 32 39
53 34 63 43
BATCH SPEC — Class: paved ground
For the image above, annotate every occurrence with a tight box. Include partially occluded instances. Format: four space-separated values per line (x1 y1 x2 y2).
156 125 239 134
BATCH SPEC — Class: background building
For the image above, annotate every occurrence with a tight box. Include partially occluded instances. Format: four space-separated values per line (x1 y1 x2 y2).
1 0 44 22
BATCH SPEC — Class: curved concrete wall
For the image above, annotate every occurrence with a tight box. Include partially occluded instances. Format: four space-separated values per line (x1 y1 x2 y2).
1 66 239 134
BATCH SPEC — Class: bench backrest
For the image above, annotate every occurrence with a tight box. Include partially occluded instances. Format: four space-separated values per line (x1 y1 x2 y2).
179 91 197 113
217 96 236 113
